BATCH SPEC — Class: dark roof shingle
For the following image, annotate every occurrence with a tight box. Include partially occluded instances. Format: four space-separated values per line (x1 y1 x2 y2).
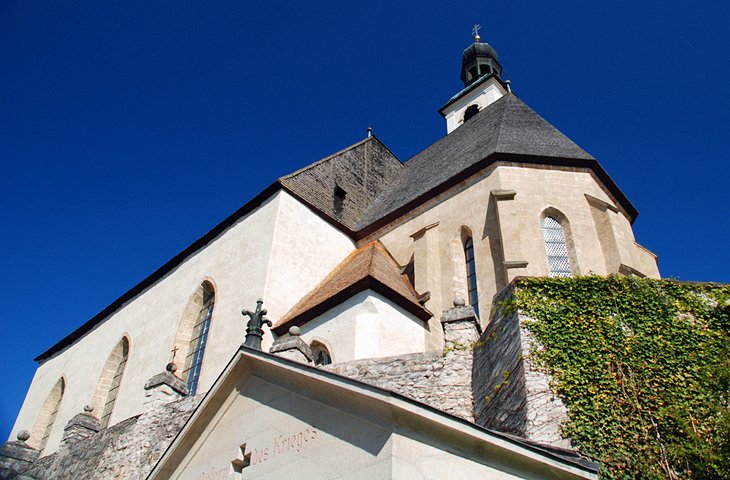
357 93 595 229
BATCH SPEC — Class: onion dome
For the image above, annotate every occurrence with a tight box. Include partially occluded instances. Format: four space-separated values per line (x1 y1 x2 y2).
460 41 502 87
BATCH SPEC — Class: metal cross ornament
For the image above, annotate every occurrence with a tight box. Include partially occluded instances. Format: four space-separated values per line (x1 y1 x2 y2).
169 345 178 363
472 24 481 42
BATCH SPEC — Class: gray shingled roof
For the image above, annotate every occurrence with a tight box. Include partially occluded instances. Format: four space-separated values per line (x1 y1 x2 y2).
356 93 594 229
278 136 403 231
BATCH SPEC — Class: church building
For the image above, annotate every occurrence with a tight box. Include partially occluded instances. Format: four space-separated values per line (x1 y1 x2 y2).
2 32 659 479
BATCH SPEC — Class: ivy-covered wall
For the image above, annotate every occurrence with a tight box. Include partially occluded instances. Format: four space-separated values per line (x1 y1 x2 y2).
512 276 729 479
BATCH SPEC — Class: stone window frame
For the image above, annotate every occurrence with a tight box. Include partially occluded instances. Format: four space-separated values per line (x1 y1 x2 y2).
29 376 65 452
171 279 218 396
539 207 580 277
92 335 131 428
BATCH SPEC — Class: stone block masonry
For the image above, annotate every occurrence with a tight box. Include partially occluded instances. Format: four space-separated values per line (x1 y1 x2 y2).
4 396 200 480
327 301 480 422
472 287 570 448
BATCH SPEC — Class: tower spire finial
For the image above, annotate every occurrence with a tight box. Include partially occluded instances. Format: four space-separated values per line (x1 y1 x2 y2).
472 24 481 43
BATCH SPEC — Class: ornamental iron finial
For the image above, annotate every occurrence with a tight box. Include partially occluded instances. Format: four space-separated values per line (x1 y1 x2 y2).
472 24 481 42
242 299 272 350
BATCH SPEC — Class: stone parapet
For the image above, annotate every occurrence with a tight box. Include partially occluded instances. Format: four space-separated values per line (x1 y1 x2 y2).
143 367 189 406
269 326 313 364
60 407 102 452
16 396 200 480
326 300 481 422
0 432 39 480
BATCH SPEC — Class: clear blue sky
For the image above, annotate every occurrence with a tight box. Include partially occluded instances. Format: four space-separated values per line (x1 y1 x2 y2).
1 1 728 440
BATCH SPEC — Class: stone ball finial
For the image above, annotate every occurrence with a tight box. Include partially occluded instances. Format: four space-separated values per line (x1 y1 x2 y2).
166 362 177 373
17 430 30 442
84 405 94 413
453 296 466 307
289 326 301 336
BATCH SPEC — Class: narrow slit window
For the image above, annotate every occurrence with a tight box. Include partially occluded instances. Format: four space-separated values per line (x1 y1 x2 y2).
334 186 346 216
182 284 215 395
542 216 572 277
464 237 480 317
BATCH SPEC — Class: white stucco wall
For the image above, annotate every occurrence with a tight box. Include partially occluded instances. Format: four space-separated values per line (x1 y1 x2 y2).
10 190 355 454
261 191 355 350
298 290 427 363
441 77 508 133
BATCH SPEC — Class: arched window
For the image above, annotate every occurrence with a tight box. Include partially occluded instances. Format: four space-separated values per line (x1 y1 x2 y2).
463 104 480 123
311 342 332 366
181 282 215 395
542 216 572 277
92 336 130 428
29 377 65 451
463 237 480 317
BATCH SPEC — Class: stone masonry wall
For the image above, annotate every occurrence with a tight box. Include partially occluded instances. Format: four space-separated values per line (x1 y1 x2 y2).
327 310 479 422
472 288 570 448
8 396 199 480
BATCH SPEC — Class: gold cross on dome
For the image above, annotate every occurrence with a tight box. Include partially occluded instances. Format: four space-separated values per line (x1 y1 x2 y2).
231 443 251 475
472 24 481 42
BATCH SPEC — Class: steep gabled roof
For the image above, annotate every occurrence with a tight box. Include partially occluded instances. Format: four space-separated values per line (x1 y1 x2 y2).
278 136 403 231
356 93 603 229
272 241 430 335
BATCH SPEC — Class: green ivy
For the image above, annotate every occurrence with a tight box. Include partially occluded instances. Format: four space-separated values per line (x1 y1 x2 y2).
514 276 729 479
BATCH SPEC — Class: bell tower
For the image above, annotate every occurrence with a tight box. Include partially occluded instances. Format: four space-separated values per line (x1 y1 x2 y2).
439 26 509 134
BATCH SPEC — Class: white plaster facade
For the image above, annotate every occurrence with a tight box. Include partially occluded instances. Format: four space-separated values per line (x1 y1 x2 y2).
298 290 428 363
11 190 355 454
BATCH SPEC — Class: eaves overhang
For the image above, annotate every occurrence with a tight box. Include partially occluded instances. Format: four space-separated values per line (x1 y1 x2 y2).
355 151 639 241
271 276 432 336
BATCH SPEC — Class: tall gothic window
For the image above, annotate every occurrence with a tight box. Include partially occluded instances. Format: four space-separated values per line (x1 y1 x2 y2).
93 336 130 428
542 216 572 277
182 283 215 395
30 377 65 451
464 237 480 317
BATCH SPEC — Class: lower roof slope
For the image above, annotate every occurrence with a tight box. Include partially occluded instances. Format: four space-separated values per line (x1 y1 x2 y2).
272 241 430 334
